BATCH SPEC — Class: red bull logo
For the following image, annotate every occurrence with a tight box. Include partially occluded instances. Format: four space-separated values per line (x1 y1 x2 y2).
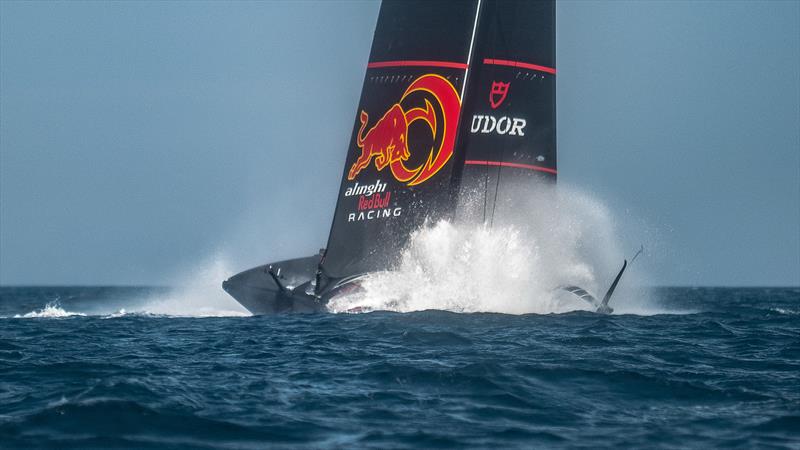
347 74 461 186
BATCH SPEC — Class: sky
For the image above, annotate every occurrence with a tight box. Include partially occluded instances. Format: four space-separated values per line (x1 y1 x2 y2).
1 0 798 286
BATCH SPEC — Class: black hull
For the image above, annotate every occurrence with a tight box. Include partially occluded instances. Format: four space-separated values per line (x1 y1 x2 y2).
222 255 327 315
223 254 623 315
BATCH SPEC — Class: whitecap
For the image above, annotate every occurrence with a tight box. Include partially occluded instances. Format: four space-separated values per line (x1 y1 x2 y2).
14 302 86 319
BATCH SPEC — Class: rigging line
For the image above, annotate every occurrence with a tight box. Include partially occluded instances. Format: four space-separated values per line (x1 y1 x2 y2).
482 167 489 225
482 1 499 226
489 158 502 227
463 0 489 225
447 0 482 223
489 0 506 227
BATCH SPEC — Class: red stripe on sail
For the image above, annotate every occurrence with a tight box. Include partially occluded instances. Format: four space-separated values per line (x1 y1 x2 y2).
464 160 558 175
367 60 469 70
482 58 556 74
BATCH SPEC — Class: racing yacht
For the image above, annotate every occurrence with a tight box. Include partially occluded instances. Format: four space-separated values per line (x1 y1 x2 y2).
223 0 633 314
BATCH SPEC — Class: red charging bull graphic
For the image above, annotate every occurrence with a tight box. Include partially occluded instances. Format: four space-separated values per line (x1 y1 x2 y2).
347 74 461 186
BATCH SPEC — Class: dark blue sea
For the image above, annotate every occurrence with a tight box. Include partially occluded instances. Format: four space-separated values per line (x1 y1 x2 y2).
1 287 798 449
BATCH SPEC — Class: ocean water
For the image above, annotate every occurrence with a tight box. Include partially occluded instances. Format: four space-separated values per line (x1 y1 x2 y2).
1 286 798 449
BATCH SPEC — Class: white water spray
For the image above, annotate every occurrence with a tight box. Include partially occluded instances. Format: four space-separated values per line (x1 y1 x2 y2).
140 254 250 317
329 185 653 314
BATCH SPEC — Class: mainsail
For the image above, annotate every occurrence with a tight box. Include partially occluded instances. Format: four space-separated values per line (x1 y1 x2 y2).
319 0 556 287
320 0 482 281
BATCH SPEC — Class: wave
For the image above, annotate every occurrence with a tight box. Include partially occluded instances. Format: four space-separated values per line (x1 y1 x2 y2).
3 257 253 319
13 302 86 319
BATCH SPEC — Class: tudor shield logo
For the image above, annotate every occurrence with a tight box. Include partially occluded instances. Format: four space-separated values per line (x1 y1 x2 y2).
470 80 527 137
489 81 510 109
347 74 461 186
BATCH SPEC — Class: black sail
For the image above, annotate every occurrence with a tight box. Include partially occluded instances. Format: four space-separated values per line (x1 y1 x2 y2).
320 0 481 282
454 0 557 225
320 0 555 286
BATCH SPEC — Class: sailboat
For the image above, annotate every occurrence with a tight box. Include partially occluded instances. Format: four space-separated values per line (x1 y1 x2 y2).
222 0 632 315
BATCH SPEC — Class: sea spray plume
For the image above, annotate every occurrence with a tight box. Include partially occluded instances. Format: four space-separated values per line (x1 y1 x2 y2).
473 181 660 314
328 220 584 314
141 254 250 317
328 220 559 314
328 184 651 314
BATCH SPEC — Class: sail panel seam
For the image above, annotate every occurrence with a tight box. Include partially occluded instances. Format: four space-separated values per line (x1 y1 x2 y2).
366 60 468 69
465 159 558 175
483 58 556 75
